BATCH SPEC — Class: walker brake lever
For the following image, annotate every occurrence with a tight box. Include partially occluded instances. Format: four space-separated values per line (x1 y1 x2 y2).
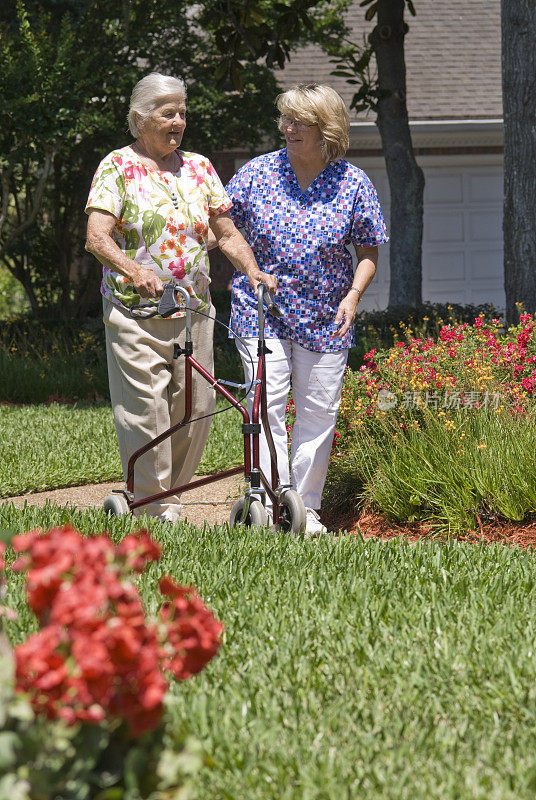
157 282 182 317
261 284 282 317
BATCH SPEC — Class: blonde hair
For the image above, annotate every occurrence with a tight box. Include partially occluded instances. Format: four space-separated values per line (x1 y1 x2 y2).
127 73 187 137
276 83 350 163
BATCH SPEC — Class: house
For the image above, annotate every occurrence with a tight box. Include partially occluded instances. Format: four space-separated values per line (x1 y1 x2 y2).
212 0 504 311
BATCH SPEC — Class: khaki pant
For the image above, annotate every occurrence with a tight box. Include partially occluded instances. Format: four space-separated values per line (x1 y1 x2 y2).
103 298 216 521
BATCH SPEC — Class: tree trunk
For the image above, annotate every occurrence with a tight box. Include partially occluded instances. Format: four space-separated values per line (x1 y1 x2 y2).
370 0 424 308
501 0 536 324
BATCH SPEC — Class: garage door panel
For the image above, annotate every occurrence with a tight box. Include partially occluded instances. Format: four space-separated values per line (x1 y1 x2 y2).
467 172 503 203
469 210 502 242
423 287 467 304
425 174 463 203
426 251 465 281
470 250 502 280
348 158 504 311
468 286 505 307
426 211 465 242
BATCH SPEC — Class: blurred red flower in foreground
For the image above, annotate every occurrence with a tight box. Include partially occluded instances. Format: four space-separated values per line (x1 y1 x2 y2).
8 525 222 736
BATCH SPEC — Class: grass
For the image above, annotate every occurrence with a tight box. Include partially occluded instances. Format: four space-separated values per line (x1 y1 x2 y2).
3 504 536 798
0 398 244 497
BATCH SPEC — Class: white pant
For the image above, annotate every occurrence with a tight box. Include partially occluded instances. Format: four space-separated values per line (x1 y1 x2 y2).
236 337 348 510
104 298 216 521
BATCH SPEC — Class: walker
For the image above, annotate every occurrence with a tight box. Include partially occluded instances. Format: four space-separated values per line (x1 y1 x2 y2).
102 283 307 533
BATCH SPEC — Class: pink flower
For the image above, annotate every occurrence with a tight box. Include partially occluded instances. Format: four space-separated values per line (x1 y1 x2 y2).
169 259 186 280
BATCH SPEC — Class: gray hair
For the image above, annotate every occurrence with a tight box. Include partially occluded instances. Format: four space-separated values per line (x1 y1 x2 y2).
127 73 187 137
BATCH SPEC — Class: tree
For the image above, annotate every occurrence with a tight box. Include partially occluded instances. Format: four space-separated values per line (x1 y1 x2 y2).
332 0 424 309
198 0 349 87
0 0 287 317
203 0 424 308
501 0 536 324
0 0 350 318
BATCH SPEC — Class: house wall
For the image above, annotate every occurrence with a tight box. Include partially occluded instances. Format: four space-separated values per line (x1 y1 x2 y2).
352 153 504 311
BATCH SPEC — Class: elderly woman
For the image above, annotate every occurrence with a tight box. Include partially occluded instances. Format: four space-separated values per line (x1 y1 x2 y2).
226 83 388 535
85 73 275 522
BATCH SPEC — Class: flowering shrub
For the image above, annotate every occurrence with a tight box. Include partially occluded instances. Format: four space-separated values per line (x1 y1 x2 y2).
338 313 536 438
10 525 222 736
323 313 536 530
0 524 222 798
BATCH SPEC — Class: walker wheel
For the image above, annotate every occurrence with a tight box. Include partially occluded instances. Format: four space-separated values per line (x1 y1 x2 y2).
276 489 306 534
103 493 130 516
229 497 268 528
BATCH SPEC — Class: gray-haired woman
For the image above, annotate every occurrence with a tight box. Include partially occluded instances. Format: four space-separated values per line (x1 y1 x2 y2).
85 72 276 522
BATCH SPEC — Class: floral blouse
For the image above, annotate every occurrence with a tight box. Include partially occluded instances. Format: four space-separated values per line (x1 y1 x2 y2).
85 145 232 317
226 149 388 352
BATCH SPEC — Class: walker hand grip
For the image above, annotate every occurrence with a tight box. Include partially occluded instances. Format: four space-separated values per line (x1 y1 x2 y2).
260 284 282 317
157 283 181 317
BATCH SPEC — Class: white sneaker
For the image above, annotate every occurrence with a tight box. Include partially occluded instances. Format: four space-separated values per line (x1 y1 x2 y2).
305 508 328 536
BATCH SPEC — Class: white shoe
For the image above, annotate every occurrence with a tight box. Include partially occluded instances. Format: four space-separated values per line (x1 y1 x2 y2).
305 508 328 536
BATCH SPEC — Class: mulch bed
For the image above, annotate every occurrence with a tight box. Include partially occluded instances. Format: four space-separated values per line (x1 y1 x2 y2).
323 507 536 549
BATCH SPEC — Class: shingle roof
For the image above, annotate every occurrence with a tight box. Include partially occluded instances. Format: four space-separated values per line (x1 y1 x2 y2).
280 0 502 121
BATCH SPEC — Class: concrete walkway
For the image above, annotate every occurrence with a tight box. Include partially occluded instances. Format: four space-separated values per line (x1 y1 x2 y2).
1 474 244 527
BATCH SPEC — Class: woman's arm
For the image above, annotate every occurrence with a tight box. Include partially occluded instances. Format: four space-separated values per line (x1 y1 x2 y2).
85 209 163 298
332 245 378 338
209 212 277 293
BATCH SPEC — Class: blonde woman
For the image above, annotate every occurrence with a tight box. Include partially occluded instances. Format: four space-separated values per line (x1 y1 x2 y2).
226 83 388 534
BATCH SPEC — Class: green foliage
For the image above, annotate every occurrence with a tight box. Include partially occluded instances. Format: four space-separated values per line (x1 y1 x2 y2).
330 36 387 114
326 309 536 531
4 506 536 798
0 266 28 318
0 317 108 404
200 0 350 88
0 1 286 318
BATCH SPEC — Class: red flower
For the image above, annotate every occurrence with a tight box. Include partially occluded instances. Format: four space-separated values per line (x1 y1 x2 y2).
13 526 222 736
116 528 161 572
159 578 223 680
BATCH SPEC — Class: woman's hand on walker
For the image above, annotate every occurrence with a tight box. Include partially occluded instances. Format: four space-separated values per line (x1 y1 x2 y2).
133 266 164 298
246 267 277 295
332 291 359 338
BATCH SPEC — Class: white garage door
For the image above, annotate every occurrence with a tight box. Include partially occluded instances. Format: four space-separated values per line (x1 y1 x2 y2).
349 155 504 311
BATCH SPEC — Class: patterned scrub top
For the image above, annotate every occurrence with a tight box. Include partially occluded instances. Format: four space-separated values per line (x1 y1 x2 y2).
226 149 388 352
85 145 232 318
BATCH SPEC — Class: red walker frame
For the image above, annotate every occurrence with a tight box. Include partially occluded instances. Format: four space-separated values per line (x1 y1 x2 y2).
115 284 303 528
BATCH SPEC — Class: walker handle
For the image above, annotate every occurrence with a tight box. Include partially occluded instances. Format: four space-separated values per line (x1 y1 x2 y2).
260 283 281 318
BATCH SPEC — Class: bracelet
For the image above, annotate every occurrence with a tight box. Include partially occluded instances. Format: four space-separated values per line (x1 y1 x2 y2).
349 287 362 298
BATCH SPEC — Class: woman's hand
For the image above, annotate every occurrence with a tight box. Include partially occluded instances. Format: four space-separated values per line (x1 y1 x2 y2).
210 212 277 295
131 266 164 298
332 291 360 338
86 210 163 297
332 246 379 338
244 266 278 294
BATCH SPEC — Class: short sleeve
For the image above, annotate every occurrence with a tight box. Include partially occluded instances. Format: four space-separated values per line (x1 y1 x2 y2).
85 153 124 219
350 174 389 247
203 159 233 218
225 162 254 228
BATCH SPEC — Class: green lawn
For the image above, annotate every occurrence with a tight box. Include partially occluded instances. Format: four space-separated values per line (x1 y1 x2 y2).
0 399 244 497
3 504 536 799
